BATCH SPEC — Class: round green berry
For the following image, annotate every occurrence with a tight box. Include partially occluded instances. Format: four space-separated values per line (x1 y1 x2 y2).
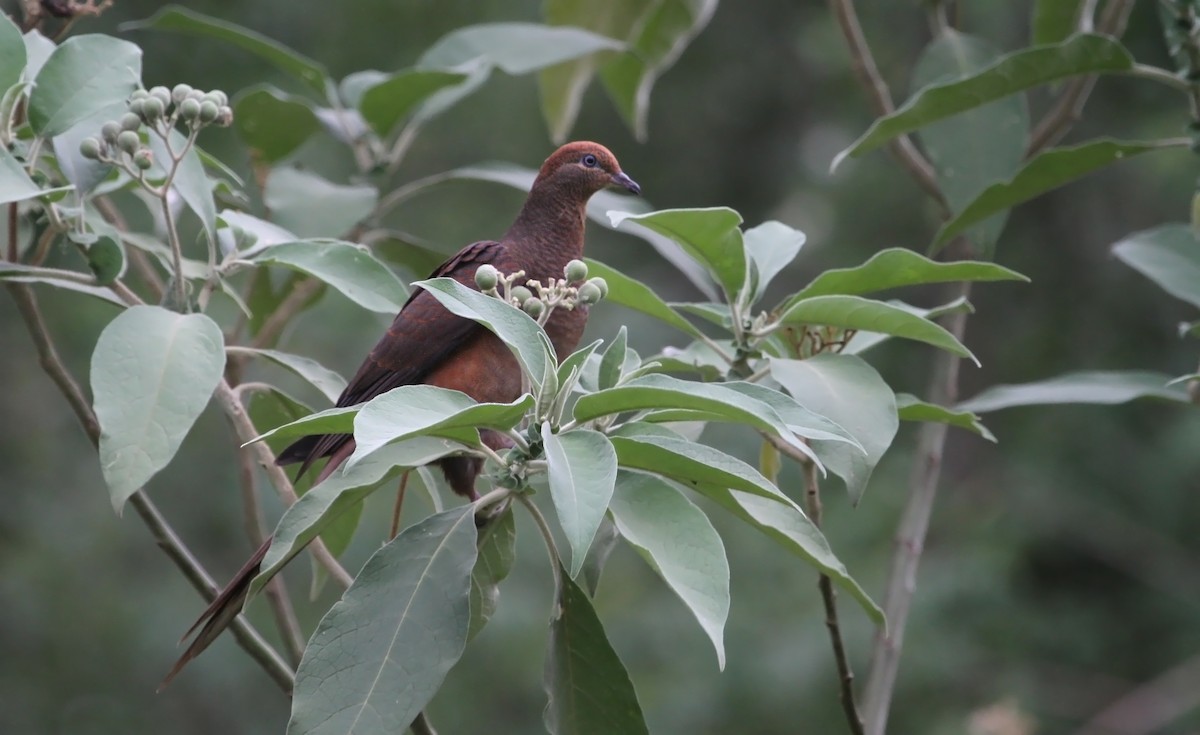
140 98 164 122
133 149 154 170
203 90 228 107
563 259 588 282
119 112 141 131
178 98 202 122
510 285 533 306
130 88 149 101
100 121 122 143
149 86 171 106
171 84 193 104
79 137 103 160
128 97 146 117
198 101 219 123
587 277 608 298
474 264 499 290
577 282 603 305
116 130 140 155
523 297 545 319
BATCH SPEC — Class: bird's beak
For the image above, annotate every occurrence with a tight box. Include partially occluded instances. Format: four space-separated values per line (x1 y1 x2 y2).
609 171 641 196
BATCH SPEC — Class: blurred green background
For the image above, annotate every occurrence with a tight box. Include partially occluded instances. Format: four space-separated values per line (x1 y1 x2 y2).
3 1 1199 733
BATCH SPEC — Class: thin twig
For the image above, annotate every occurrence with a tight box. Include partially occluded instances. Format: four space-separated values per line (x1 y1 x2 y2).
94 195 165 300
249 276 324 349
5 280 294 692
827 0 950 215
861 280 971 735
803 461 865 735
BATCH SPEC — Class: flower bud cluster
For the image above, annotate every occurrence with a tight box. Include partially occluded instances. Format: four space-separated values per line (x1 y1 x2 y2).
474 259 608 326
78 84 233 167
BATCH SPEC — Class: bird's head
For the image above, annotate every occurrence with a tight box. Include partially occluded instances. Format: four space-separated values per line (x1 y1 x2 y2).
533 141 641 198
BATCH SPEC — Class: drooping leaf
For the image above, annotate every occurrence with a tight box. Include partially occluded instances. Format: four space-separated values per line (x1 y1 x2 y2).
1034 0 1084 45
579 516 621 596
416 276 555 390
894 393 995 442
0 13 26 92
469 507 517 640
543 425 618 578
610 435 791 505
770 355 898 504
358 69 470 135
228 346 346 403
958 371 1189 413
263 167 377 239
28 35 142 138
775 294 978 363
246 404 359 447
91 306 225 511
233 85 320 163
123 6 330 94
1111 224 1200 309
597 325 628 390
348 386 532 466
911 30 1029 256
583 258 703 338
784 247 1026 305
250 240 407 314
610 471 729 668
0 146 52 205
932 139 1183 251
543 568 649 735
832 34 1135 168
743 220 806 305
289 506 477 735
610 207 746 299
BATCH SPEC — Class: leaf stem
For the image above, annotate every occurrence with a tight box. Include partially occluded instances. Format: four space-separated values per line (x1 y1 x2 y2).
517 493 563 602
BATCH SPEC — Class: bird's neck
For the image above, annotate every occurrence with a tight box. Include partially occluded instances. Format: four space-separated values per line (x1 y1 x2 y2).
504 184 588 270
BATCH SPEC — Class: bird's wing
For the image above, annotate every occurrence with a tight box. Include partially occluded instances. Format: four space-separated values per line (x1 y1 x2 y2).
277 239 510 472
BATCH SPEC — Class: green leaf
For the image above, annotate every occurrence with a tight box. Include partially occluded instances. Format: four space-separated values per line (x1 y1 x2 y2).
785 247 1026 305
1034 0 1083 45
583 258 702 338
289 506 477 735
358 69 470 135
543 568 649 735
232 85 320 163
543 425 618 578
254 438 464 594
744 220 805 305
250 240 407 314
843 296 975 355
123 6 329 94
775 295 978 363
718 381 864 450
912 30 1028 256
247 404 358 447
420 22 624 76
610 207 746 299
349 386 532 466
218 210 297 256
0 13 26 92
932 139 1182 251
0 146 52 205
832 34 1134 168
597 325 628 391
21 29 55 81
469 507 517 640
262 167 377 239
895 393 995 442
91 306 225 512
1167 372 1200 387
28 34 141 138
416 276 555 390
770 355 898 505
84 235 125 284
1111 223 1200 309
610 471 729 668
958 371 1189 413
246 387 313 456
598 0 717 141
0 263 125 306
228 347 346 403
577 374 821 463
50 108 115 195
147 127 217 241
610 434 791 505
579 516 620 596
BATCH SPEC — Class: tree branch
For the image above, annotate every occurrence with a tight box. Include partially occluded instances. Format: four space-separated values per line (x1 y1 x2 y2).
250 276 324 349
827 0 950 215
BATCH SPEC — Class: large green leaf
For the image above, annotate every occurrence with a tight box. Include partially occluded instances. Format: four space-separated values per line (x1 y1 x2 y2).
544 567 650 735
932 139 1183 251
1033 0 1084 45
598 0 717 140
583 258 702 338
743 220 806 305
785 248 1026 305
843 296 975 355
718 381 864 450
770 355 898 504
958 371 1189 413
124 6 330 94
416 277 555 390
1112 224 1200 309
775 294 978 363
348 386 532 466
421 22 624 76
610 435 791 505
28 35 142 138
0 147 53 205
358 69 469 135
21 29 55 81
832 34 1134 168
610 471 729 668
911 31 1028 256
610 207 745 299
250 240 407 314
253 438 465 594
289 506 477 735
263 167 377 239
0 13 26 92
233 85 320 163
469 507 517 640
91 306 225 511
895 393 995 442
542 425 618 578
228 347 345 403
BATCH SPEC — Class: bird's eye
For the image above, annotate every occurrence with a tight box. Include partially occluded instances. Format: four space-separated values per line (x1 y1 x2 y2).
581 154 598 168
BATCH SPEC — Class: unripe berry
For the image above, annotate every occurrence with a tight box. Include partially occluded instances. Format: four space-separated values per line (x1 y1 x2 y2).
130 88 149 101
510 285 533 306
564 259 588 282
203 90 227 107
523 297 545 319
116 130 140 155
577 281 603 305
199 101 219 123
128 97 146 117
79 137 103 160
171 83 193 104
216 105 234 126
133 149 153 170
587 276 608 298
100 121 121 143
178 98 202 122
149 86 171 106
474 264 499 290
120 112 141 131
142 97 165 122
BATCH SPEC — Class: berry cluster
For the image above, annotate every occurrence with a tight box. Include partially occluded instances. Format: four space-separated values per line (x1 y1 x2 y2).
474 259 608 325
78 85 233 168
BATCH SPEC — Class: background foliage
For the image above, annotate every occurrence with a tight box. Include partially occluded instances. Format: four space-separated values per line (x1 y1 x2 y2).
2 1 1199 734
